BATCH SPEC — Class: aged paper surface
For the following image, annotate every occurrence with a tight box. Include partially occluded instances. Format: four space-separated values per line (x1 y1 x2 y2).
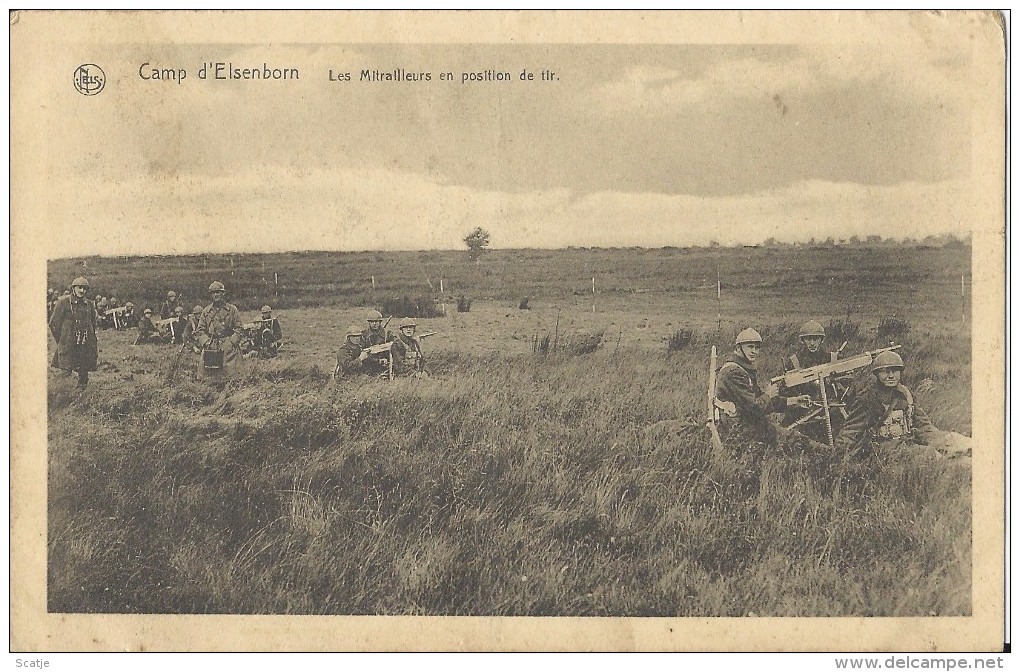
11 10 1005 651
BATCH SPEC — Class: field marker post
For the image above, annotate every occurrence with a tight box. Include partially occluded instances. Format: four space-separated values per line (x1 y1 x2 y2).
716 269 722 338
372 275 376 293
961 273 966 328
592 276 596 313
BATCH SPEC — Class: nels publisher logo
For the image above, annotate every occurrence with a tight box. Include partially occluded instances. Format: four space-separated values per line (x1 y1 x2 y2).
73 64 105 96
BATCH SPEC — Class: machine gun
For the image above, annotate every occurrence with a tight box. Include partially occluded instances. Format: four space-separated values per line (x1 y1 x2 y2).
152 317 179 341
104 305 129 330
770 344 901 446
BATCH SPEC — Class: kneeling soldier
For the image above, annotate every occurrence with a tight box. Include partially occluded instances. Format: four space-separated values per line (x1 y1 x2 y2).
714 328 812 446
836 351 970 459
135 308 163 344
391 317 426 376
781 320 843 442
336 324 371 379
257 305 284 357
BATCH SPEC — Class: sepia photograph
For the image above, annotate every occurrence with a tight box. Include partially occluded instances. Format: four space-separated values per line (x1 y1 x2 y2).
11 10 1006 652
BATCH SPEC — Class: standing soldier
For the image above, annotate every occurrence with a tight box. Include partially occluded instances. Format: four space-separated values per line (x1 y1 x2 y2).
781 320 842 442
391 317 426 376
48 276 99 390
195 281 242 383
714 328 812 447
336 324 371 379
836 351 970 459
161 290 181 319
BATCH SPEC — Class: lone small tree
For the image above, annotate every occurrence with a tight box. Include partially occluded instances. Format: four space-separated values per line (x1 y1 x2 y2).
463 227 491 262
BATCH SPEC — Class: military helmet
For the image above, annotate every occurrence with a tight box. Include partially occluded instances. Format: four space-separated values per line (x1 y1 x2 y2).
400 317 417 328
125 302 134 309
208 281 226 293
871 350 904 372
799 320 825 338
167 290 177 299
366 309 383 321
143 308 153 316
109 296 118 303
70 276 89 288
346 324 363 337
735 328 763 345
193 305 203 315
174 306 185 315
261 305 272 313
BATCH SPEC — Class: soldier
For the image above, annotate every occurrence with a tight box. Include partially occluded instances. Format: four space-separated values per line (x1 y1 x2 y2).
781 320 842 442
256 305 284 357
170 306 187 343
714 328 812 446
123 301 136 328
362 309 393 346
836 351 970 459
160 290 182 319
48 276 99 390
391 317 426 376
181 305 203 352
195 281 242 382
95 295 109 328
135 308 162 344
336 324 372 378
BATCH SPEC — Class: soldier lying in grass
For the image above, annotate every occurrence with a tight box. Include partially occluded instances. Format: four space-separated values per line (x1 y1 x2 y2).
836 351 971 460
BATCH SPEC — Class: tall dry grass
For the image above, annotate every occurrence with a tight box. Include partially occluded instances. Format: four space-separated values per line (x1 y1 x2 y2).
48 325 971 616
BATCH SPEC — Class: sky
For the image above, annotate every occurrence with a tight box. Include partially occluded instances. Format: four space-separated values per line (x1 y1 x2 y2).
39 39 985 256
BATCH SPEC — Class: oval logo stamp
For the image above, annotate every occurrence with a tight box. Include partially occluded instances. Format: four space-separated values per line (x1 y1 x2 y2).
73 64 105 96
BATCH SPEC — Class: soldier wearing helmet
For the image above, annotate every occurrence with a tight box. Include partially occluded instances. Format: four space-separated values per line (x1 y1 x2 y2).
780 320 842 441
48 276 99 389
391 317 427 376
835 350 943 455
336 323 372 379
195 281 243 382
135 307 162 344
362 309 393 347
713 327 812 445
160 290 182 319
181 305 204 352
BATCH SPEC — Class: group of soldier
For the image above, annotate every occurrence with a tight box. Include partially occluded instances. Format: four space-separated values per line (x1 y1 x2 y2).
48 276 969 460
713 321 970 460
48 278 286 388
336 309 430 379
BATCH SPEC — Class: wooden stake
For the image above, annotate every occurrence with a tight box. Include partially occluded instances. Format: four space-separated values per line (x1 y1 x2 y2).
592 276 596 313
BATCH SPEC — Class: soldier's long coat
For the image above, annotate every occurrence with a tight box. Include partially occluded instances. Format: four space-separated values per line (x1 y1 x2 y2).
48 295 98 372
195 302 243 362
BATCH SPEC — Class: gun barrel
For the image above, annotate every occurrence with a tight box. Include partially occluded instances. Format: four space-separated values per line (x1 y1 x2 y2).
772 344 902 386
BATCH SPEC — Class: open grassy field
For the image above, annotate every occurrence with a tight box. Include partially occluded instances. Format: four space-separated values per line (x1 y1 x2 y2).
47 244 972 616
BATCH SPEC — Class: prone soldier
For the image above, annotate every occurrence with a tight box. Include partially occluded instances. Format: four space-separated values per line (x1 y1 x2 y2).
836 351 971 460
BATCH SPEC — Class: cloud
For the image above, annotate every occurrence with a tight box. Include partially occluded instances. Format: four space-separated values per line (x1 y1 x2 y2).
587 45 970 117
48 163 977 258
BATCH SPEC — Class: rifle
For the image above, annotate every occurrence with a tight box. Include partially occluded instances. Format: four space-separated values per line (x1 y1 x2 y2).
707 346 725 452
770 344 901 446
